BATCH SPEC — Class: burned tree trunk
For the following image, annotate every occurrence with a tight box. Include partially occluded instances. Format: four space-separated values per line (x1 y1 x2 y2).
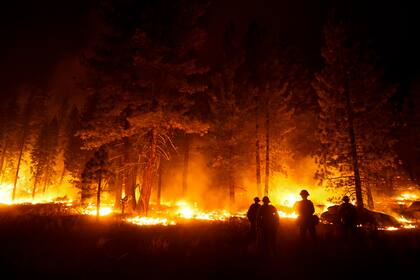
12 126 29 201
182 135 190 197
42 176 48 195
157 162 163 206
113 172 123 210
59 166 66 185
228 172 235 209
255 93 262 198
264 99 270 196
138 129 158 215
344 86 364 209
123 169 137 213
32 180 38 200
122 138 137 213
0 140 8 178
366 185 375 209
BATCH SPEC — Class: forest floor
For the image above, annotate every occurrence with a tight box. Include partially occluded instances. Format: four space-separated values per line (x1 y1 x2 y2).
0 204 419 280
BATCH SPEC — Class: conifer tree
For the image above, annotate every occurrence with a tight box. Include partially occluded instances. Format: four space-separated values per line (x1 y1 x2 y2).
313 21 397 208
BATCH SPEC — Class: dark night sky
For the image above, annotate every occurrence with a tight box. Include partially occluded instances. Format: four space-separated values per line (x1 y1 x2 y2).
0 0 419 103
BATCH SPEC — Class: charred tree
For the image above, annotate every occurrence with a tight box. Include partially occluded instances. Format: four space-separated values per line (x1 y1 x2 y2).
157 161 163 206
182 135 190 197
264 97 270 196
255 92 262 198
13 90 46 201
313 20 397 208
138 129 158 215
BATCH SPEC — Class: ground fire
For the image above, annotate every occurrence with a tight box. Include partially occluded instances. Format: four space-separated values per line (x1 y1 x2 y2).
0 0 419 279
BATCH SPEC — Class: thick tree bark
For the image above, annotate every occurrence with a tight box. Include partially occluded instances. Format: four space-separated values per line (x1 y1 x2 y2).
138 129 157 215
264 100 270 196
344 86 364 209
182 135 190 197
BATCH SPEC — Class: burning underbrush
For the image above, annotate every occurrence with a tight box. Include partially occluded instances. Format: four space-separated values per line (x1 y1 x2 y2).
0 195 418 232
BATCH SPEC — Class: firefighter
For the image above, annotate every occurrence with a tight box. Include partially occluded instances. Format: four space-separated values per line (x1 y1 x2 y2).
294 189 317 240
246 197 261 240
256 196 280 256
337 195 358 239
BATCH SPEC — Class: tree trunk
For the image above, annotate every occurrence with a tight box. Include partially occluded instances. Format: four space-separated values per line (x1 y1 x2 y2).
255 93 262 198
366 185 374 209
0 140 8 177
81 182 89 205
122 138 137 213
157 162 162 206
32 179 38 200
42 175 48 195
182 135 190 197
114 173 123 210
228 173 235 210
0 140 9 184
264 100 270 196
12 128 28 201
96 172 102 220
123 169 137 213
129 167 138 210
59 166 66 185
138 129 157 215
344 86 364 209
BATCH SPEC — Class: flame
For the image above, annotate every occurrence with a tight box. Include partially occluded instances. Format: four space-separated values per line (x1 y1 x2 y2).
381 226 399 231
80 203 114 216
0 183 14 204
174 200 232 221
126 216 176 226
278 210 298 219
393 191 419 206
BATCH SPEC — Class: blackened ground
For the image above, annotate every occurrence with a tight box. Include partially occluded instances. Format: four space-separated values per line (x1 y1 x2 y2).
0 205 418 280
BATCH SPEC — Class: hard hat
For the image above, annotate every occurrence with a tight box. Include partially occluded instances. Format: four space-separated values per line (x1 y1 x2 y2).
299 189 309 196
342 195 350 202
254 197 260 202
262 196 270 203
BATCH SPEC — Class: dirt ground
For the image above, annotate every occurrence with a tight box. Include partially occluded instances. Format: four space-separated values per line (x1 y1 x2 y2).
0 205 419 280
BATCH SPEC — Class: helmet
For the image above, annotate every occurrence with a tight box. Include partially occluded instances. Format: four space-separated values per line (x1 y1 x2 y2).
254 197 260 203
299 189 309 197
342 195 350 202
262 196 270 203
